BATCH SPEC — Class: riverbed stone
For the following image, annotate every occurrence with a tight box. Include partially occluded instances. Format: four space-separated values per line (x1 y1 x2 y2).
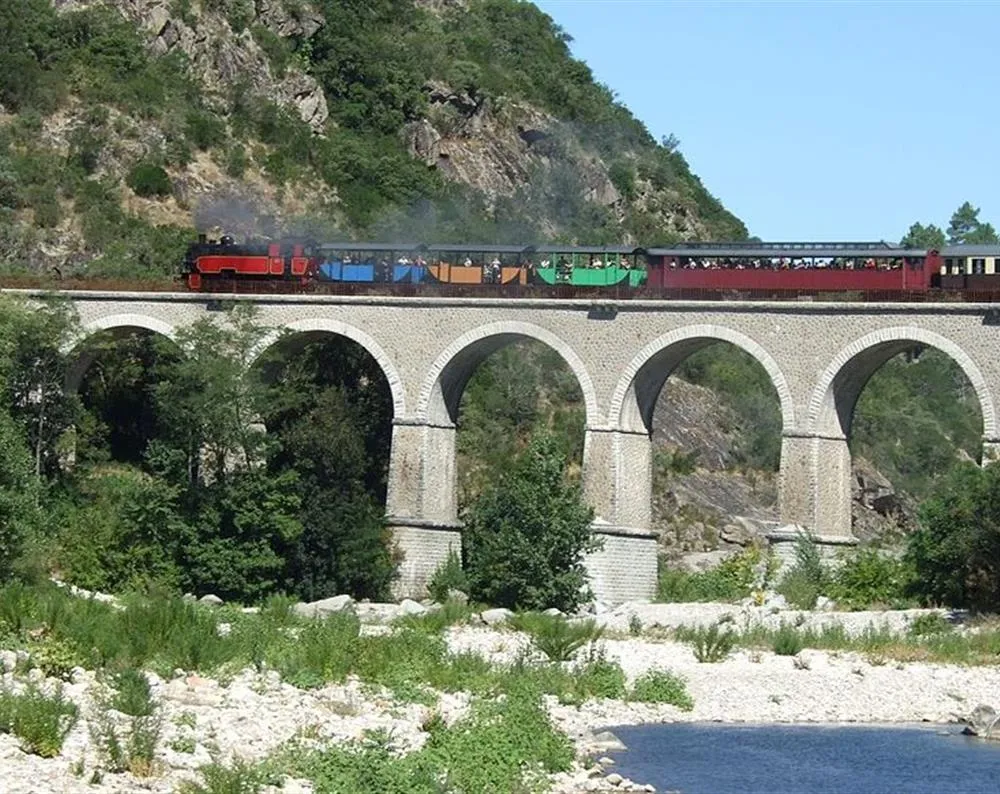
480 607 514 626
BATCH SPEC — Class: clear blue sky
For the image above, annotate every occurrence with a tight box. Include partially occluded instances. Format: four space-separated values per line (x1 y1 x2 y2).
533 1 1000 241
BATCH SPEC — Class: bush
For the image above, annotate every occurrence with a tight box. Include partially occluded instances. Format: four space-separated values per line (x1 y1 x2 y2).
628 670 693 710
0 685 79 757
776 534 828 610
828 547 912 610
657 545 765 603
90 673 162 777
185 110 226 151
771 624 804 656
0 412 40 577
687 624 736 663
462 434 597 613
177 759 270 794
126 162 172 198
905 462 1000 611
509 612 603 662
908 612 952 637
571 649 626 700
427 549 468 604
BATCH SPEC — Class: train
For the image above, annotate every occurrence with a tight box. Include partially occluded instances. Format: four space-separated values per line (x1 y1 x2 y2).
181 235 1000 298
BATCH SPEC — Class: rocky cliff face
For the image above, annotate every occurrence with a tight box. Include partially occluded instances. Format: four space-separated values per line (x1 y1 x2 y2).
651 379 914 558
60 0 329 132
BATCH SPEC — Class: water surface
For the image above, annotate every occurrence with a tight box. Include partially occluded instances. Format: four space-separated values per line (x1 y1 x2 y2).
604 723 1000 794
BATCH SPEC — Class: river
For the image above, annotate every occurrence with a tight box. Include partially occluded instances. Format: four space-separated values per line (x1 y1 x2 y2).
603 722 1000 794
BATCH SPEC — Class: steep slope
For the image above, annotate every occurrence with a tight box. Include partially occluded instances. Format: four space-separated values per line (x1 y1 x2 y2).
0 0 745 277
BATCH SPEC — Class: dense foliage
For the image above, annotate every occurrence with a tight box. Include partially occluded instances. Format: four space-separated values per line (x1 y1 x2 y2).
461 434 597 612
906 462 1000 611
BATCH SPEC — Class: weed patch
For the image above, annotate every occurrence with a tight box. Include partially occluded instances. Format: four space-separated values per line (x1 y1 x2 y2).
0 685 79 757
509 612 603 662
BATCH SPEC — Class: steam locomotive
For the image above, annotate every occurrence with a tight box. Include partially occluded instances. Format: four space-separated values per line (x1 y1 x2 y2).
181 234 1000 297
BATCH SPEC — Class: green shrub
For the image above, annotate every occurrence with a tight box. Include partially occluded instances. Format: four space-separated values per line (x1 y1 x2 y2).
906 462 1000 611
285 686 573 794
776 534 828 610
657 546 764 603
396 598 474 635
185 110 226 151
90 689 162 778
177 759 270 794
570 649 626 701
28 637 80 680
828 547 912 610
427 549 468 605
510 613 603 663
628 669 694 710
909 612 952 637
110 668 155 717
462 434 598 613
0 685 79 757
771 624 804 656
126 162 172 198
687 624 736 663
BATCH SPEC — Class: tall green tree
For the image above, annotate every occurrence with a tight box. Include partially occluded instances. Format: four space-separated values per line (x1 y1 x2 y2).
0 411 39 577
262 336 397 600
147 304 305 601
900 222 946 250
0 297 80 480
906 462 1000 611
152 303 271 485
462 433 597 611
947 201 997 245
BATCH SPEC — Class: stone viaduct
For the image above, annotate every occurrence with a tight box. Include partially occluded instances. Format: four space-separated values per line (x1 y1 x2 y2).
17 290 1000 604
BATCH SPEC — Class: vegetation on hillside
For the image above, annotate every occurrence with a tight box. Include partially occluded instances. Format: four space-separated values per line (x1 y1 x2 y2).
0 0 744 278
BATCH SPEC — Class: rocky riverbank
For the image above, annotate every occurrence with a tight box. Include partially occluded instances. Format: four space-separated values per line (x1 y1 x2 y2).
2 592 998 793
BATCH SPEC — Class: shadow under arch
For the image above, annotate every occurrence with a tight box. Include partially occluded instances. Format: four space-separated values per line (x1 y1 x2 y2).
416 320 599 432
608 324 796 435
252 318 406 419
808 326 997 443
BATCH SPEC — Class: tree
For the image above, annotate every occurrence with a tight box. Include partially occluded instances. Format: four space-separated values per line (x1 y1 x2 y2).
965 222 999 245
900 222 946 250
905 462 1000 611
261 337 397 600
0 411 39 577
152 303 272 486
946 201 997 245
0 297 81 480
461 433 598 611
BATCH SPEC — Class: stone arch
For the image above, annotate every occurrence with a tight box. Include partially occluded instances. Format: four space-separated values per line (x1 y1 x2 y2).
808 326 997 441
608 324 796 435
253 318 406 418
416 321 599 428
66 314 180 393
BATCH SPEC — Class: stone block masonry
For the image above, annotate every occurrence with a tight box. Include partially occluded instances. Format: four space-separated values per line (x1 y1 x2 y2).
14 288 1000 604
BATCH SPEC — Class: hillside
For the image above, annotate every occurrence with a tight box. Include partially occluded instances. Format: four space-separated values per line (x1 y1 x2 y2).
0 0 745 277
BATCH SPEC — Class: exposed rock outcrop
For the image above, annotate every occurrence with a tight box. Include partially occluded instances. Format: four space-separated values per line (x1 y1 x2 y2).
69 0 329 132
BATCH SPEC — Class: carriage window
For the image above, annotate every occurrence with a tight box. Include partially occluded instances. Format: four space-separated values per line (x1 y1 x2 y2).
973 258 986 275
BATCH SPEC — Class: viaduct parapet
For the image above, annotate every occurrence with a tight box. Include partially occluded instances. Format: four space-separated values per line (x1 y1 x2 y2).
15 290 1000 604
